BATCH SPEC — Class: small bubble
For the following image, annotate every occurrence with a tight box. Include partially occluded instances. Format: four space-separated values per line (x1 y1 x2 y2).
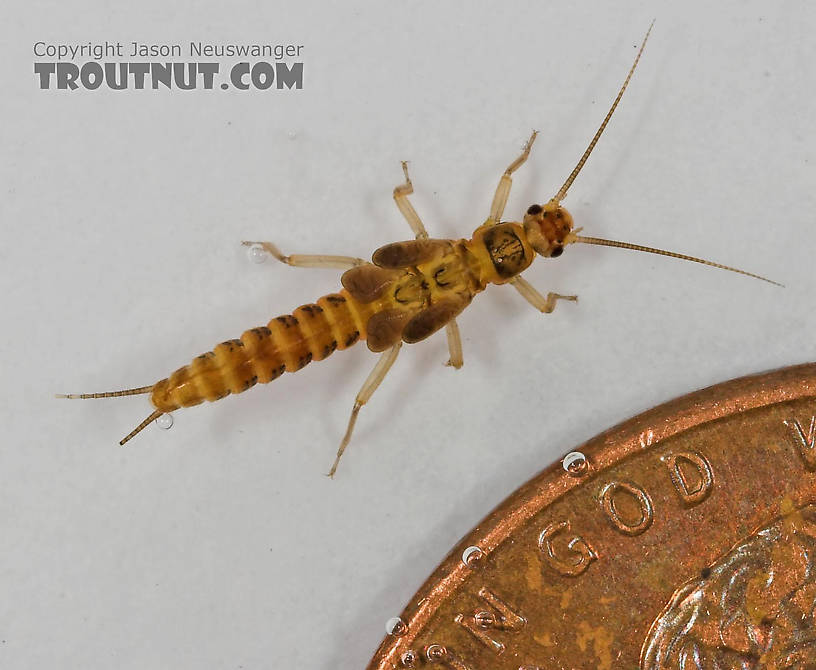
386 617 407 636
400 650 417 667
425 644 447 662
247 244 268 264
462 545 484 567
156 413 174 430
474 610 495 628
562 451 587 475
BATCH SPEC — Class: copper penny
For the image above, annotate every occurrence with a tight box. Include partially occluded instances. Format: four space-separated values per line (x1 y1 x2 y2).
366 363 816 669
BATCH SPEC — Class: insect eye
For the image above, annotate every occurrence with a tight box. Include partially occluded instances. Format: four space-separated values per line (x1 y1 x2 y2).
527 204 543 215
550 246 564 258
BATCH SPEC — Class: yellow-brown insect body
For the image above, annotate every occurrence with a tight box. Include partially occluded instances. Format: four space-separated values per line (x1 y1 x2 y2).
522 201 577 258
150 290 375 413
66 26 774 469
151 224 541 414
469 221 538 284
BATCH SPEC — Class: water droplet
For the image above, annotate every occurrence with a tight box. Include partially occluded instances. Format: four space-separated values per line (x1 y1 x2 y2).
386 616 407 636
562 451 587 475
247 244 267 264
156 413 174 430
288 131 298 140
461 545 484 567
400 650 417 667
474 610 495 628
425 644 447 662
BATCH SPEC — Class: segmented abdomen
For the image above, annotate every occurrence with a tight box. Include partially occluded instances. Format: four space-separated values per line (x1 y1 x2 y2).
151 290 373 412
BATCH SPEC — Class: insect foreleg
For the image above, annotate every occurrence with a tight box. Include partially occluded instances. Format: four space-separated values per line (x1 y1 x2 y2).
328 341 403 478
509 276 578 314
241 241 365 269
488 130 538 224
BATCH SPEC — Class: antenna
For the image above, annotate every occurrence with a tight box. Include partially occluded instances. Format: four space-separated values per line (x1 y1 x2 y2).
572 235 782 286
553 21 654 203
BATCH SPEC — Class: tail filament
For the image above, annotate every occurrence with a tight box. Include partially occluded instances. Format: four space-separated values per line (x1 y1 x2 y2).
119 409 164 446
55 385 154 400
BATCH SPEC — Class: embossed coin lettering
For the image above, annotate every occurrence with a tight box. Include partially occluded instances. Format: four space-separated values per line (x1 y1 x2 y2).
538 520 598 577
367 364 816 670
599 481 654 535
454 587 525 654
784 415 816 470
424 644 472 669
664 451 714 506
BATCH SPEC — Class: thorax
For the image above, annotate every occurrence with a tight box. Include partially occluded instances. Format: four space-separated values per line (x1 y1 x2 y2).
392 241 479 310
466 222 535 285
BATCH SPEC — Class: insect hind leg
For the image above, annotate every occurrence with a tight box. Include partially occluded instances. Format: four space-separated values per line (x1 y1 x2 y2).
328 341 402 478
444 321 463 369
241 241 365 269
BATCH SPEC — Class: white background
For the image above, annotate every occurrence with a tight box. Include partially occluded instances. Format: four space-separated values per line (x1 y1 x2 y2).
2 1 815 668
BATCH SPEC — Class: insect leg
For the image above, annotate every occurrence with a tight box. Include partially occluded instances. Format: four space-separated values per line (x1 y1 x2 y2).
241 241 365 269
393 162 465 368
393 161 429 240
488 131 538 224
509 275 577 314
328 341 402 478
444 321 463 369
